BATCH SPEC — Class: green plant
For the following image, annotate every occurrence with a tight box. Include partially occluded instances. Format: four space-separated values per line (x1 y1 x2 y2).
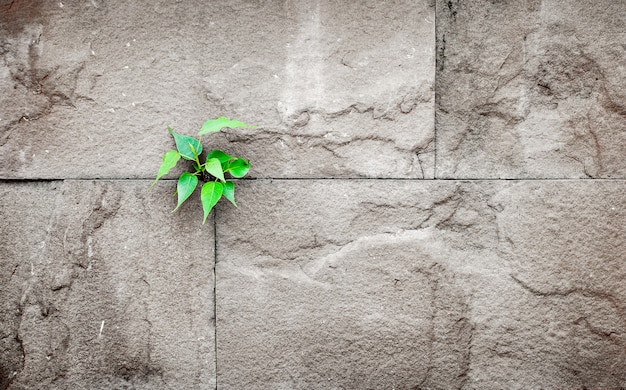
151 117 255 224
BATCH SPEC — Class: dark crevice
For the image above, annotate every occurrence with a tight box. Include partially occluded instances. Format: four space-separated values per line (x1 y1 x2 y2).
1 178 625 184
212 210 218 390
437 34 446 72
7 332 26 389
0 178 62 183
433 0 439 179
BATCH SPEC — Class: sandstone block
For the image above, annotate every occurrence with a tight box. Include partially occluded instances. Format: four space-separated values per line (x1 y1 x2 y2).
436 0 626 178
0 180 215 389
0 182 58 389
0 0 434 179
471 180 626 387
215 180 625 388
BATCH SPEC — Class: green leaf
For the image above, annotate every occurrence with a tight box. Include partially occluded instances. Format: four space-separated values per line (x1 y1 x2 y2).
204 157 225 182
222 181 236 207
151 150 180 188
169 127 203 160
198 117 257 137
207 149 235 170
201 181 224 224
225 158 250 178
174 172 198 211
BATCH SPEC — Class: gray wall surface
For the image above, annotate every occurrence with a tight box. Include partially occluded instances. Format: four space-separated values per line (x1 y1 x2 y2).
1 0 624 389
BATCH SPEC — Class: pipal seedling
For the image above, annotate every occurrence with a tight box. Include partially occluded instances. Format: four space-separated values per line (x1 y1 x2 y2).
151 117 256 224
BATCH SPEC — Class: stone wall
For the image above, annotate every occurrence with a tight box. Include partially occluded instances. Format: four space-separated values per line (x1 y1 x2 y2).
1 0 624 388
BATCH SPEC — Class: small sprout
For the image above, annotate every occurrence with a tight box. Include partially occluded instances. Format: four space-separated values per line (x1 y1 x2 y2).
152 118 254 223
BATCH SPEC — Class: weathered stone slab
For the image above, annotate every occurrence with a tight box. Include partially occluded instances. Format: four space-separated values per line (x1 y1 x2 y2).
0 182 58 389
215 180 626 388
476 180 626 387
436 0 626 178
0 0 434 179
0 180 215 389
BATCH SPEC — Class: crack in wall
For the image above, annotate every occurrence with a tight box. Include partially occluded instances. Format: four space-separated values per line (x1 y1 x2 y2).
212 211 219 390
511 274 626 326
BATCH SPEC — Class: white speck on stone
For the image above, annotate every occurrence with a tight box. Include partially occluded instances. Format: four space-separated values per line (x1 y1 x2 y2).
87 236 94 258
91 50 95 56
131 102 136 107
274 74 279 79
126 42 130 47
122 92 126 97
124 66 129 69
59 2 64 7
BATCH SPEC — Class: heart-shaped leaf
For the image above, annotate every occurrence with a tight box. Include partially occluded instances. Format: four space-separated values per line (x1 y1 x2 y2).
206 149 235 170
174 172 198 211
201 181 224 224
151 150 180 188
222 181 236 207
198 117 257 137
169 127 202 160
225 158 250 178
205 157 225 182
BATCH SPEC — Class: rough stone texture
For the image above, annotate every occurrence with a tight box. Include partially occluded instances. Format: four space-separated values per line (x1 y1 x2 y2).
0 182 57 389
436 0 626 179
474 180 626 387
1 0 625 388
0 181 215 389
216 180 626 389
0 0 434 179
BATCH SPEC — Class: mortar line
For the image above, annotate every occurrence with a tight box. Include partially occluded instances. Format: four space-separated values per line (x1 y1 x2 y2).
212 210 218 390
1 177 624 182
242 177 626 181
433 0 438 180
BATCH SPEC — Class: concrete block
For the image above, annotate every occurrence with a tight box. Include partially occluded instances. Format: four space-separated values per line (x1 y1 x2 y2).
0 0 434 179
215 180 626 388
436 0 626 178
0 180 215 389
